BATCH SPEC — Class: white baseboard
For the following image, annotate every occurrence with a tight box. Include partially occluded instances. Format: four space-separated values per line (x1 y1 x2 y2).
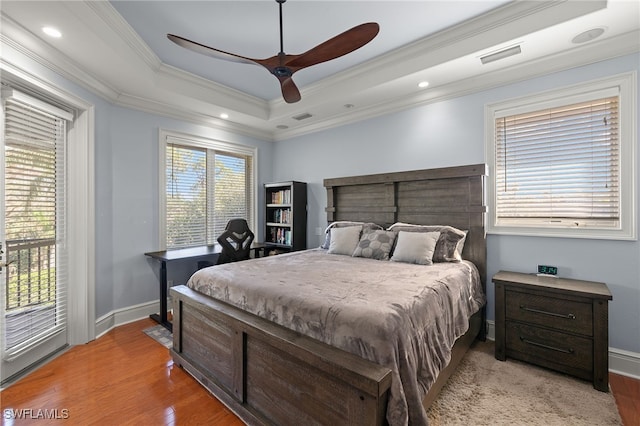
486 319 496 341
609 347 640 380
484 320 640 380
95 300 159 339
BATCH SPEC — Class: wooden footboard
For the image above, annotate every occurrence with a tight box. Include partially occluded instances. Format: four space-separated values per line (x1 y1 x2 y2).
170 285 392 426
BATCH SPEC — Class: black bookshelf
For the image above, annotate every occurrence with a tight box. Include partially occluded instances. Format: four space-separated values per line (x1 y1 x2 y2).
265 181 307 252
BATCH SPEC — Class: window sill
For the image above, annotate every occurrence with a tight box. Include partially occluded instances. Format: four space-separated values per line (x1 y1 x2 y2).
487 225 636 241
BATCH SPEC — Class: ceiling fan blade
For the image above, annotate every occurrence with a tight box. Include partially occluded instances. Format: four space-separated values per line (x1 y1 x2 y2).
167 34 258 66
279 77 301 104
286 22 379 69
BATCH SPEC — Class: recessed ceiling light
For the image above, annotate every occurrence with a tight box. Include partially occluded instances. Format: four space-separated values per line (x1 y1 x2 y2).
220 113 229 119
572 27 605 44
42 27 62 38
276 125 289 130
418 81 429 88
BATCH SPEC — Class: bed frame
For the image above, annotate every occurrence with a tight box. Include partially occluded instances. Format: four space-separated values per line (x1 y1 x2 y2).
170 163 487 425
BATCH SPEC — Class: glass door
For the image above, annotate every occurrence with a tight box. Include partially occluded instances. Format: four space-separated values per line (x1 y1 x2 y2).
0 89 70 386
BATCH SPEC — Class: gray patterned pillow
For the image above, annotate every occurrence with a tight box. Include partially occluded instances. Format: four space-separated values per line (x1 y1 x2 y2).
387 223 467 262
352 229 397 260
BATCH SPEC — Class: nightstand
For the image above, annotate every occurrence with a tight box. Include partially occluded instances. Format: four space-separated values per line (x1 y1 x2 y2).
493 270 612 392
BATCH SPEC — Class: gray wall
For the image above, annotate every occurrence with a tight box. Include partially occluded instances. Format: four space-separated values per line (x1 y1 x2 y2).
4 90 275 320
100 108 273 318
4 40 274 319
6 35 638 354
271 53 640 354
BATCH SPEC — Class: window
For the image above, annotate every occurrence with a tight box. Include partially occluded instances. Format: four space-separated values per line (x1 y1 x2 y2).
2 88 70 359
159 130 256 249
486 73 636 240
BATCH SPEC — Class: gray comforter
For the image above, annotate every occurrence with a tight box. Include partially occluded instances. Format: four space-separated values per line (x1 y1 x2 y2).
187 248 485 425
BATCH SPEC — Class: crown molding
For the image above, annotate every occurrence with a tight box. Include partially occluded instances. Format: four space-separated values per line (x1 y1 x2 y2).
87 0 271 120
0 14 121 102
83 0 161 73
267 0 607 119
274 30 640 141
1 0 633 144
115 91 272 141
157 63 269 119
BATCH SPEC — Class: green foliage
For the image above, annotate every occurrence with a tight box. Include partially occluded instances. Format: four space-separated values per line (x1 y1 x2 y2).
166 147 249 248
6 264 56 311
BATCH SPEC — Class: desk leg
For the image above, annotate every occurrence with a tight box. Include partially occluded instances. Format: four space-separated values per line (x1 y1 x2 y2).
150 260 172 331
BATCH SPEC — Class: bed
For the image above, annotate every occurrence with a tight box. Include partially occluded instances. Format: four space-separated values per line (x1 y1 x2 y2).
170 163 488 425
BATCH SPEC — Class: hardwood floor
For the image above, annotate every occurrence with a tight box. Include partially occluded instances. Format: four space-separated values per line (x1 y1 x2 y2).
610 372 640 426
1 318 638 425
0 318 243 425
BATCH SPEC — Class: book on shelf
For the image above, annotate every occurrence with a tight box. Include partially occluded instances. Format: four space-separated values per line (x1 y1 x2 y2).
272 208 291 224
270 189 291 205
269 227 292 246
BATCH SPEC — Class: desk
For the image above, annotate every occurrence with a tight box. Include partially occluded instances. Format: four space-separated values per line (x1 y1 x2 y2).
145 242 266 331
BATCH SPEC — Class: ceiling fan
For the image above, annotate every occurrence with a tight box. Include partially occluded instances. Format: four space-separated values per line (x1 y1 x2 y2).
167 0 379 104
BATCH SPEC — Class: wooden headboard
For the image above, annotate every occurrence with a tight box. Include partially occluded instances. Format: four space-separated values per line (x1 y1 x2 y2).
323 163 488 291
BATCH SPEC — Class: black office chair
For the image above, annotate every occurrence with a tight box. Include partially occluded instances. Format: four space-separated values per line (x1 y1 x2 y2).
215 218 255 265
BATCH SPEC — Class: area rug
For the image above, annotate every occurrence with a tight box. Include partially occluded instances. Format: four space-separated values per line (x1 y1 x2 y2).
143 324 172 349
427 341 622 425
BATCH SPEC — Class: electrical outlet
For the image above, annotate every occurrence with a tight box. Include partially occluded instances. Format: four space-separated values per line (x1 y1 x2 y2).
315 227 323 236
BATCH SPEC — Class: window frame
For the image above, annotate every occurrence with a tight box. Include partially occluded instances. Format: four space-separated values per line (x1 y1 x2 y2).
485 72 637 240
158 129 258 250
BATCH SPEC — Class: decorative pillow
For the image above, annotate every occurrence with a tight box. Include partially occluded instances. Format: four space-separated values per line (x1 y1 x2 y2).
352 229 397 260
387 223 467 262
390 231 440 265
327 225 363 256
321 221 383 249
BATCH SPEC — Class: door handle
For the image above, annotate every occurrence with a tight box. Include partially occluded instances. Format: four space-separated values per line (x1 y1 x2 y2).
0 260 15 269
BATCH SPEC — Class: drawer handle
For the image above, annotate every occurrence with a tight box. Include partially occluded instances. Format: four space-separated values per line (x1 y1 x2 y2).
520 336 574 354
520 305 576 320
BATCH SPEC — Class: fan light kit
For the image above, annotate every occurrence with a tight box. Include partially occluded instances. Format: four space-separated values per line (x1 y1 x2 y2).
168 0 379 104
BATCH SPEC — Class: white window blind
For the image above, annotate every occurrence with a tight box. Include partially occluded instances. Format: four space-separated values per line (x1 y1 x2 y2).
495 96 620 229
165 139 255 249
166 144 207 248
2 92 69 355
212 153 253 239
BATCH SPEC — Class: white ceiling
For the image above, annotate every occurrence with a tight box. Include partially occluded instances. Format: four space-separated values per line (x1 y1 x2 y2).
1 1 639 141
109 0 511 101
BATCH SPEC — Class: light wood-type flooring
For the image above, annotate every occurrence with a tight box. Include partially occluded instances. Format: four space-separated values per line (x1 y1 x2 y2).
1 318 638 425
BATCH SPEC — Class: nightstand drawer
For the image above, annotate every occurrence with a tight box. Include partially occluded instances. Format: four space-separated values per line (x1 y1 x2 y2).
506 290 592 336
506 322 593 371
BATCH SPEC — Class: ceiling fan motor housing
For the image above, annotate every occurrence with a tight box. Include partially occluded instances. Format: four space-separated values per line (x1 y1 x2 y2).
273 66 293 77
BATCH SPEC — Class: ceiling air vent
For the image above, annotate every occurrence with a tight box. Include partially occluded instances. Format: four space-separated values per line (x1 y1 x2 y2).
480 45 521 65
292 112 313 121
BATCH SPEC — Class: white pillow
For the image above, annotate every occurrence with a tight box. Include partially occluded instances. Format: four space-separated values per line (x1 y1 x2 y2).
327 225 362 256
391 231 440 265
